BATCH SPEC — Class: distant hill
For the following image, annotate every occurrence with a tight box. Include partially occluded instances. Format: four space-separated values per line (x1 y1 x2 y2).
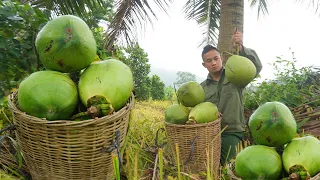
149 67 206 87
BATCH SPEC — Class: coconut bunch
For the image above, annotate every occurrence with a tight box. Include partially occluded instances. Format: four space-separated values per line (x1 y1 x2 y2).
164 81 220 125
17 15 134 121
234 101 320 180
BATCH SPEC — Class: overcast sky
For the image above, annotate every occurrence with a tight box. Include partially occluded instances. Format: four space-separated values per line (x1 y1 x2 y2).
137 1 320 82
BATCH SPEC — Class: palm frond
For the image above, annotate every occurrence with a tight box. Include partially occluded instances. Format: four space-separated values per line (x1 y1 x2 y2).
104 0 172 50
249 0 270 19
182 0 221 47
294 0 320 16
23 0 110 22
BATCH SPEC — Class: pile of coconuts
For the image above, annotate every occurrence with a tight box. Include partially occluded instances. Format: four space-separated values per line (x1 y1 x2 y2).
234 101 320 180
164 81 220 125
17 15 134 121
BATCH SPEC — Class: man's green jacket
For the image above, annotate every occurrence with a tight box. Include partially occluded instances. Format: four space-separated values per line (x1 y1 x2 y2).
200 46 263 133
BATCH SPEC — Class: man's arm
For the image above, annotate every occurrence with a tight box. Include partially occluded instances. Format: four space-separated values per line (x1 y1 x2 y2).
239 46 263 77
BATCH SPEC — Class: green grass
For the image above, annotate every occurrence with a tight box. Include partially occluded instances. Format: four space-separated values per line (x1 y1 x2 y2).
120 100 232 180
1 99 319 180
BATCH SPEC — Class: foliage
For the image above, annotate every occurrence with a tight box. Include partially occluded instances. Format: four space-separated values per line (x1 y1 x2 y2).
150 75 165 100
0 0 49 99
0 170 16 180
24 0 115 29
103 0 171 50
164 86 176 101
118 43 151 101
244 55 320 111
92 26 113 60
182 0 221 46
174 71 197 88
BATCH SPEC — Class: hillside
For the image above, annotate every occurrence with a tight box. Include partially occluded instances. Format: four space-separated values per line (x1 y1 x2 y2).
149 67 206 87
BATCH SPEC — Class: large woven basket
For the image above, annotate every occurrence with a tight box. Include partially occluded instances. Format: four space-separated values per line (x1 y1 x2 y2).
164 118 221 178
227 160 320 180
7 91 134 180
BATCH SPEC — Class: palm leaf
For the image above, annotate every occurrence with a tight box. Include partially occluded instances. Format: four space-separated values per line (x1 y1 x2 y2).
294 0 320 15
103 0 171 50
249 0 270 19
182 0 221 47
250 0 320 18
23 0 109 21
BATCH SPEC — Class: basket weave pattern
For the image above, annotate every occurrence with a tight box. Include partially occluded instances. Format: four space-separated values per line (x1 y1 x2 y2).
292 105 320 138
8 91 134 180
165 118 221 177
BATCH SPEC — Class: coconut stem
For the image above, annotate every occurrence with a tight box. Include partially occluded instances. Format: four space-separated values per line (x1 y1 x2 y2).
186 116 197 125
71 95 114 120
221 51 235 57
288 164 310 180
236 43 240 55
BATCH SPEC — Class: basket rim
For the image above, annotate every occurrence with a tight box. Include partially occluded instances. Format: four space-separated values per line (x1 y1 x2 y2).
164 117 221 128
8 90 135 126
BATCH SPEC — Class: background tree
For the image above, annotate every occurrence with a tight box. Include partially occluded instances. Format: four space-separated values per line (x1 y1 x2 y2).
0 1 49 99
118 43 151 101
150 75 165 100
174 71 197 88
164 86 175 100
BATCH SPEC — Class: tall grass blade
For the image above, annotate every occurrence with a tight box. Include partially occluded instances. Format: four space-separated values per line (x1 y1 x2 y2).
112 153 120 180
158 148 164 180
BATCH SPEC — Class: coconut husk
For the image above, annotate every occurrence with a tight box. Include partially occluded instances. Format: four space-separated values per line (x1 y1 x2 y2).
226 160 320 180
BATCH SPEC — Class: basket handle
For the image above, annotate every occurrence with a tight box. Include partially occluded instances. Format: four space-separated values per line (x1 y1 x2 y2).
184 135 199 165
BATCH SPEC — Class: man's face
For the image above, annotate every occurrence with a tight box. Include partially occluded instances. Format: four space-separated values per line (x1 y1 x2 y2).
202 49 223 74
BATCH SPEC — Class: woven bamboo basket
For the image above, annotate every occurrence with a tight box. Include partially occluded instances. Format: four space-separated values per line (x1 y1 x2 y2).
7 91 134 180
291 104 320 139
164 118 221 178
227 160 320 180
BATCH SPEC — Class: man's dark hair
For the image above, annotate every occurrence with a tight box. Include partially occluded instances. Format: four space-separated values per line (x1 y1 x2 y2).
201 45 219 58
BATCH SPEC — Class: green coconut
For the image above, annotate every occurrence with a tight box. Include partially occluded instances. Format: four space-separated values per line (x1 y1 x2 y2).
35 15 96 73
177 81 205 107
235 145 283 180
73 59 133 119
225 55 257 86
164 104 190 124
18 71 78 120
187 102 219 124
248 101 297 147
282 135 320 178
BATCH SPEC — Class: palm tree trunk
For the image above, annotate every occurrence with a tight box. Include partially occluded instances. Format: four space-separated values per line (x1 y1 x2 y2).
217 0 244 64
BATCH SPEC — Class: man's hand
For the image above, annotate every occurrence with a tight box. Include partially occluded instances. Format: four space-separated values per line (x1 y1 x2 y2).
218 112 222 118
232 27 243 52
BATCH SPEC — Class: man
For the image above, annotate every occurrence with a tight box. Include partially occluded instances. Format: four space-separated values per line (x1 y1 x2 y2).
200 28 263 165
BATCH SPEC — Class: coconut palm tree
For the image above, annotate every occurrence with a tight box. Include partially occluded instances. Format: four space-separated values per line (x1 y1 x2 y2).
105 0 319 61
24 0 320 60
